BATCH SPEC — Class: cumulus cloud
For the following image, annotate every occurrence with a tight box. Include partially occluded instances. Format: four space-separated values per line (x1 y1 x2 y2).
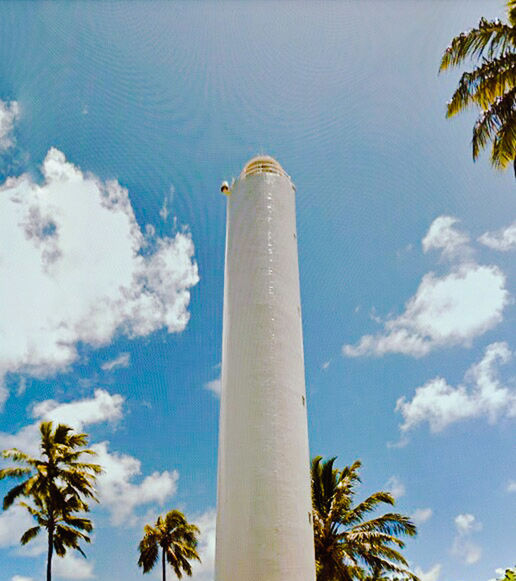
343 264 508 358
488 567 516 581
412 508 433 525
204 376 221 398
101 353 130 372
455 513 481 535
0 390 176 530
385 475 405 499
422 216 471 260
343 216 509 359
32 389 124 430
507 480 516 493
396 342 515 433
0 508 94 578
0 100 19 150
0 389 124 456
92 441 178 526
414 564 441 581
0 147 199 405
190 509 216 581
54 552 95 579
0 505 36 550
452 513 482 564
479 221 516 252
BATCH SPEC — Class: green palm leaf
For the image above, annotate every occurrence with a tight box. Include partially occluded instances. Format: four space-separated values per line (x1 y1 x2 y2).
137 510 201 580
312 457 419 581
440 0 516 174
20 526 41 545
1 421 101 581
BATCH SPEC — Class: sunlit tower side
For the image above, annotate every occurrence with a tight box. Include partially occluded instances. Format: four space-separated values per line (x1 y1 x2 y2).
215 156 316 581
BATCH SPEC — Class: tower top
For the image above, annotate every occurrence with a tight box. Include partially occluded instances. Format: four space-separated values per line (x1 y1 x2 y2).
240 156 289 179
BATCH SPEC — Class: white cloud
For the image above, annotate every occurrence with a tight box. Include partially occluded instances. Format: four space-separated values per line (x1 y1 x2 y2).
0 389 124 456
422 216 471 260
489 568 516 581
0 390 177 534
454 513 481 535
0 505 36 550
32 389 124 431
0 100 19 151
414 564 441 581
159 185 175 223
321 360 331 371
452 513 482 564
204 377 221 398
343 264 508 358
412 508 433 525
0 147 199 405
190 509 216 581
344 216 509 359
479 221 516 252
385 475 405 499
453 538 482 564
54 552 95 579
92 441 178 526
101 353 130 372
507 480 516 492
386 436 409 449
0 508 93 577
396 342 515 433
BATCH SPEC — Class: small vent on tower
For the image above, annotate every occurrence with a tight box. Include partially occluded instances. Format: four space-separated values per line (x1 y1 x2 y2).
241 156 289 179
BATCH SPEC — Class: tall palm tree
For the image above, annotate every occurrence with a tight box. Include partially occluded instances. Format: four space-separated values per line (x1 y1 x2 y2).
138 509 201 581
0 421 102 581
311 457 419 581
440 0 516 174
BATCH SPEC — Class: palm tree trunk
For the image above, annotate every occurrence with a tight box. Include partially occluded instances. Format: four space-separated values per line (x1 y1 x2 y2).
162 546 166 581
47 526 54 581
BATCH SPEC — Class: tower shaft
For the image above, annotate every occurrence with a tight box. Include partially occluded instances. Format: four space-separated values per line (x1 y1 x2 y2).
215 157 316 581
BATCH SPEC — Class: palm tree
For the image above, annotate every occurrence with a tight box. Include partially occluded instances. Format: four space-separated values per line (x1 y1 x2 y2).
311 457 419 581
138 509 201 581
0 421 102 581
439 0 516 174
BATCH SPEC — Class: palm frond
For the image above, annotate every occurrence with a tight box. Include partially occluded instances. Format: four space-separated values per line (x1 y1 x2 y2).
1 448 38 466
20 526 41 545
441 2 516 173
312 457 418 581
508 1 516 27
342 491 395 526
1 420 100 570
0 466 31 480
3 480 29 509
138 510 201 577
472 87 516 160
446 53 516 116
440 18 515 72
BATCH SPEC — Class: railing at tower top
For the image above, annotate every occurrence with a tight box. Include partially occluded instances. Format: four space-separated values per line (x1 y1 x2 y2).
241 157 290 179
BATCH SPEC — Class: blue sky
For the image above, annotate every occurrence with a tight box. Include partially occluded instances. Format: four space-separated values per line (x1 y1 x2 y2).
0 2 514 580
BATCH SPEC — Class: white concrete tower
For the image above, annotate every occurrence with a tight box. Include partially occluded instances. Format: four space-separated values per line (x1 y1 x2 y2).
215 156 316 581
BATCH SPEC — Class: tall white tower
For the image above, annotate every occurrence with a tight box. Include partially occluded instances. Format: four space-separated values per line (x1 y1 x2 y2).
215 156 316 581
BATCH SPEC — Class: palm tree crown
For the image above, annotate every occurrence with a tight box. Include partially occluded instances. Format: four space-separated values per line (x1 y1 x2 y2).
0 421 102 581
311 456 418 581
138 509 201 581
440 0 516 173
